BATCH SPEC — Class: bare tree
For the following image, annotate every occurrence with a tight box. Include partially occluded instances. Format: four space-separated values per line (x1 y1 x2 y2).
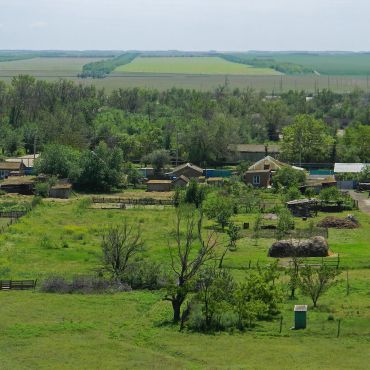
101 221 144 281
165 206 218 323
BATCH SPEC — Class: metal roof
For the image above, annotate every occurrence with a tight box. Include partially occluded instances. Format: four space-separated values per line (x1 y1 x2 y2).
334 163 367 173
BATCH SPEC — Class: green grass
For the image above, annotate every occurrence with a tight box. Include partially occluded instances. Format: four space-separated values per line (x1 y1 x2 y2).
0 197 369 368
115 56 281 75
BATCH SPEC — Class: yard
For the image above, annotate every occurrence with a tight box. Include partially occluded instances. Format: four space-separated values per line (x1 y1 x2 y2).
0 195 369 369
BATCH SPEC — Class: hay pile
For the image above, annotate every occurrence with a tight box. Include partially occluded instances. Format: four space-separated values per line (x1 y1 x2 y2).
317 215 359 229
268 236 329 258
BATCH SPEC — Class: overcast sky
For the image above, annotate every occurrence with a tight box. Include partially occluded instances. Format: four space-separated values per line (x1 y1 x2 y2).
0 0 369 51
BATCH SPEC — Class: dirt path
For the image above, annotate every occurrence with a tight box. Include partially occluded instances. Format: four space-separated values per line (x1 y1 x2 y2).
348 190 370 215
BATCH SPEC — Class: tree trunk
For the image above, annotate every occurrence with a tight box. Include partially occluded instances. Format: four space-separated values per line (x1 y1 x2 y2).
172 300 182 323
219 247 228 268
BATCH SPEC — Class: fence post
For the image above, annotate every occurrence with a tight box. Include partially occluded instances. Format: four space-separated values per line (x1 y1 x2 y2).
279 316 283 333
337 319 341 338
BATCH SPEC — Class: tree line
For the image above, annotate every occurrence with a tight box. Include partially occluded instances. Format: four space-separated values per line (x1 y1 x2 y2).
0 75 369 166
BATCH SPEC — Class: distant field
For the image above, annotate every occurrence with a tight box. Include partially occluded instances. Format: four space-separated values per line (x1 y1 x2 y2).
1 55 370 92
0 57 104 76
115 56 281 75
246 53 370 76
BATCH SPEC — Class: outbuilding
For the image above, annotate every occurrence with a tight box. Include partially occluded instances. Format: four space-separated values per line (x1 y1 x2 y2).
0 161 26 179
173 175 190 188
147 180 173 192
49 183 73 199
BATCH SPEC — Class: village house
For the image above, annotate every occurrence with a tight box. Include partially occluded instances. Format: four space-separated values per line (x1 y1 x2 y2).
243 170 271 188
243 156 304 188
227 144 281 162
167 163 203 179
0 161 26 179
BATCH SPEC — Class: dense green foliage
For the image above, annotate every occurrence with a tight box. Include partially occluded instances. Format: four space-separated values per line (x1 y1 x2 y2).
0 76 369 167
79 53 139 78
219 53 312 75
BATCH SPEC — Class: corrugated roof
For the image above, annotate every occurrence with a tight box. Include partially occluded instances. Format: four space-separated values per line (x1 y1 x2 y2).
334 163 367 173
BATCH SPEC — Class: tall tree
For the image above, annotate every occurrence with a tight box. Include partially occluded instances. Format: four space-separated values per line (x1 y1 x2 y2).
281 115 334 164
165 206 218 323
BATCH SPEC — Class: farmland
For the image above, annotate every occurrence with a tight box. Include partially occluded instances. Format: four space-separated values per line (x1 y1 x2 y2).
0 194 369 369
1 52 370 92
115 56 280 75
0 57 104 77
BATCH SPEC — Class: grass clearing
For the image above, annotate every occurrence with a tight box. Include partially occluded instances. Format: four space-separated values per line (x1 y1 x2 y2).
115 56 281 75
0 196 369 368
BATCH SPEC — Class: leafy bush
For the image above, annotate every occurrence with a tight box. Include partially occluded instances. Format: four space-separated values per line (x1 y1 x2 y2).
123 260 167 290
40 275 131 294
34 182 50 197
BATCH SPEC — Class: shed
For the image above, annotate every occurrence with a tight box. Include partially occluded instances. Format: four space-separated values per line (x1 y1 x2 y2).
0 161 26 179
147 180 173 192
49 183 72 199
0 176 35 195
167 163 203 179
294 305 308 329
173 175 190 188
334 163 368 174
243 170 271 188
206 177 225 187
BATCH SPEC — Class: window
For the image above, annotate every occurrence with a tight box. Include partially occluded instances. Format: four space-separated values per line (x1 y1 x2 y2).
253 175 261 185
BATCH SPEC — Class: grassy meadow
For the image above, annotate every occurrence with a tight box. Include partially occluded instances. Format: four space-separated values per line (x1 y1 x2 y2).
0 194 369 369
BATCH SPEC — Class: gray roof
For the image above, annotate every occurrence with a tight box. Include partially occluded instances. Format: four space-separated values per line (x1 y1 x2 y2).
334 163 368 173
169 163 203 175
228 144 281 153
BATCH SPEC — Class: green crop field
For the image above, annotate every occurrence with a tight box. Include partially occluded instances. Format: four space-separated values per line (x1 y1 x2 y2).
245 52 370 76
115 56 281 75
0 195 369 369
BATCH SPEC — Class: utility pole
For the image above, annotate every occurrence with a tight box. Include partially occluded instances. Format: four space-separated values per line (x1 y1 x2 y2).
33 135 37 160
175 129 179 167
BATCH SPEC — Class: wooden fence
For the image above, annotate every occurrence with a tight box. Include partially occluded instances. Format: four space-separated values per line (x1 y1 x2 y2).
241 227 328 240
298 254 340 269
0 210 28 219
0 280 37 290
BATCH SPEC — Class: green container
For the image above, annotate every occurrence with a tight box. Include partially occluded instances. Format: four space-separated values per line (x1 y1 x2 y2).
294 305 307 329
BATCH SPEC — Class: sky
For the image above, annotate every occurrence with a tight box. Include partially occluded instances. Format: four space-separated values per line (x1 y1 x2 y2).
0 0 369 51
